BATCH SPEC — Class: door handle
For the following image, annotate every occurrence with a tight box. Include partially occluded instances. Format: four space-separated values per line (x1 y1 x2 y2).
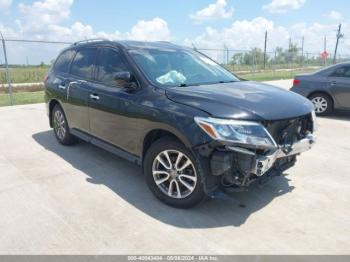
58 84 66 90
330 81 337 86
90 94 100 100
66 81 79 100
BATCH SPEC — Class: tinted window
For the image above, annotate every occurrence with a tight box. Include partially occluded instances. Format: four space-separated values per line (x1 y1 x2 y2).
53 50 75 73
96 48 129 86
70 48 97 79
331 66 350 78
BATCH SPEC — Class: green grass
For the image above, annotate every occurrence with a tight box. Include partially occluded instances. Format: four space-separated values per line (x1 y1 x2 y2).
0 91 44 107
236 69 316 81
0 67 49 84
224 63 305 72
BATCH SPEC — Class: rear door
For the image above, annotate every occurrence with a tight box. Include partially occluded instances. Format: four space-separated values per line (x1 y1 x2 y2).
48 49 75 102
88 47 140 154
65 47 98 132
328 66 350 109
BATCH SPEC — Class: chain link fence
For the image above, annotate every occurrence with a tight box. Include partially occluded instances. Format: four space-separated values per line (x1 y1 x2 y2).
1 37 350 106
196 47 350 81
0 38 71 106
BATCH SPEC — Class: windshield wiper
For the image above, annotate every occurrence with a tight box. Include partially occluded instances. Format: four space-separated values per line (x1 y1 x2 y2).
177 83 200 87
218 80 237 83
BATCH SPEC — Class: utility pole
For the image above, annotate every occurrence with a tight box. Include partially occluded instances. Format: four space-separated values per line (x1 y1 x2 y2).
223 44 226 64
301 36 304 67
324 35 327 66
289 37 292 50
333 24 344 64
301 36 304 57
226 46 229 65
263 30 267 69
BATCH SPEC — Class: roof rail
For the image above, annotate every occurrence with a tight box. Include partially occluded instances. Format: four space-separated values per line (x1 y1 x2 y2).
72 38 110 46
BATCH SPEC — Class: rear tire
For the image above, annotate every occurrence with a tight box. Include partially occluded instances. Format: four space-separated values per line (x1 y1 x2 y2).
143 137 206 208
309 93 333 116
52 104 76 145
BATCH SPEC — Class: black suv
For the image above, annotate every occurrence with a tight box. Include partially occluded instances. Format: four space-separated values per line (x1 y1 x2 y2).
45 40 316 208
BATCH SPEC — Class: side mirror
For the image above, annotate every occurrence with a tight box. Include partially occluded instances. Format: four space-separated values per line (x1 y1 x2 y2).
114 71 138 89
114 71 132 82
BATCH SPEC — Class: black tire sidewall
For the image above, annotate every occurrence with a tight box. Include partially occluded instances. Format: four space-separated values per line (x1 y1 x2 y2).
143 137 205 208
52 104 75 145
310 93 333 116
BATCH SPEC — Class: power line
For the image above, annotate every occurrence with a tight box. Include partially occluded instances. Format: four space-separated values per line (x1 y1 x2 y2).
3 39 72 45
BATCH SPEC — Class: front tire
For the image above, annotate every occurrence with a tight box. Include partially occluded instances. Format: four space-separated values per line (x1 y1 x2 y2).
143 137 205 208
309 93 333 116
52 104 76 145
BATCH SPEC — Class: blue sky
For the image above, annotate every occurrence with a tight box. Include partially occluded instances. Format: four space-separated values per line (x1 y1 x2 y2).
0 0 349 63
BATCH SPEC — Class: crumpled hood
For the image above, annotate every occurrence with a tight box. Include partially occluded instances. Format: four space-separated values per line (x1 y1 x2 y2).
166 81 314 121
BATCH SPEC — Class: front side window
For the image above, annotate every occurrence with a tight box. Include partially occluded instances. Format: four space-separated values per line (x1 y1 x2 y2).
129 48 239 87
96 48 129 87
70 48 97 79
53 49 75 74
331 66 350 78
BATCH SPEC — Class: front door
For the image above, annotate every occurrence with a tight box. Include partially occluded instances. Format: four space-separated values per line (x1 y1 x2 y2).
328 65 350 109
88 47 140 155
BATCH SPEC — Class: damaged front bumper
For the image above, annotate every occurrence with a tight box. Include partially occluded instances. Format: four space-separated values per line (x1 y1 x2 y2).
242 133 316 177
197 133 316 191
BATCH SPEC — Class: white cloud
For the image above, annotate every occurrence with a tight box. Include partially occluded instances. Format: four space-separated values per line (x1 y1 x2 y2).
328 10 343 21
125 18 171 41
18 0 73 24
8 0 170 43
0 24 17 38
0 0 172 63
0 0 12 10
190 0 234 22
263 0 305 14
185 17 350 62
185 17 290 61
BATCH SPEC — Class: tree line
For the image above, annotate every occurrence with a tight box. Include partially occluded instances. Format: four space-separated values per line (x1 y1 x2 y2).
229 44 335 67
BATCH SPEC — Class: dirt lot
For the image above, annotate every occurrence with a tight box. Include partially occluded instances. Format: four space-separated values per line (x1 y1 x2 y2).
0 103 349 255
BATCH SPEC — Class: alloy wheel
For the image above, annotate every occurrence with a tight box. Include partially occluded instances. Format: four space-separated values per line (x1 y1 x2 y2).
53 110 66 140
152 150 197 199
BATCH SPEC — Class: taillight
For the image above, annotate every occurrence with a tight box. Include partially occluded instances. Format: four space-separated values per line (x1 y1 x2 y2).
293 79 300 86
44 75 49 84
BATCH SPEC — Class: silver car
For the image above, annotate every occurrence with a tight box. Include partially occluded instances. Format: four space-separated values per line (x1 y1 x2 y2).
291 62 350 115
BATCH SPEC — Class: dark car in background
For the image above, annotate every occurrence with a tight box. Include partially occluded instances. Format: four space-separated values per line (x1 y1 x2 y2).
45 40 316 208
291 62 350 115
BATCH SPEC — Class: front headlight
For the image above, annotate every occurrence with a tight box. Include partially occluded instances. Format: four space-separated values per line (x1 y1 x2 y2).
194 117 277 149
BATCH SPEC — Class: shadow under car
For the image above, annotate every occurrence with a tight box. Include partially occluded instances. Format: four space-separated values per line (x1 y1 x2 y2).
32 130 295 228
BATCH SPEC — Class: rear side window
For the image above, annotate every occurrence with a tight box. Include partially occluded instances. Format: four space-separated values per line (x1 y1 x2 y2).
331 66 350 78
53 50 75 74
70 48 97 79
96 48 129 87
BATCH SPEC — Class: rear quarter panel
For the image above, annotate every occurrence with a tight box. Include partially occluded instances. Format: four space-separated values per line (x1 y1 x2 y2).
291 75 331 98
